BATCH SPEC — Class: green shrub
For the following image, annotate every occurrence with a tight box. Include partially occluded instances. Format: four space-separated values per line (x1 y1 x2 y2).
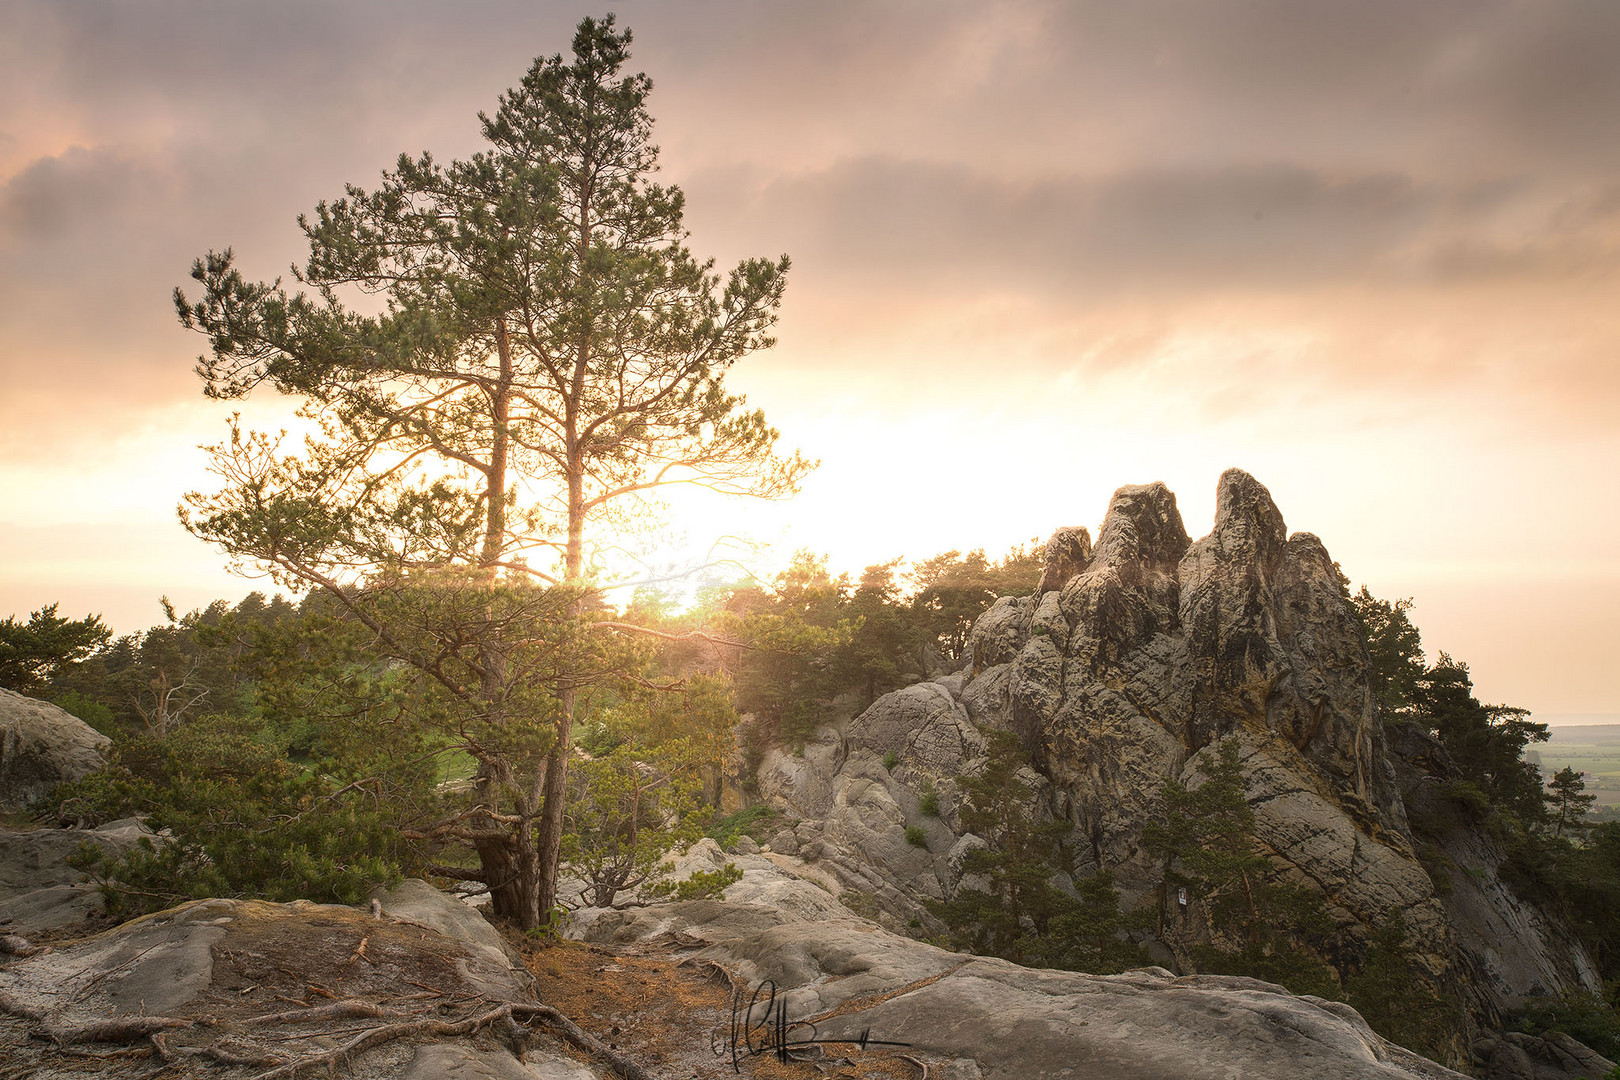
906 824 927 848
57 712 425 915
883 750 899 771
1513 989 1620 1062
706 804 784 850
648 863 742 902
919 784 940 816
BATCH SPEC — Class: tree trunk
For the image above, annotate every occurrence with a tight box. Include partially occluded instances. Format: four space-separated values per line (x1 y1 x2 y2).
533 171 594 924
472 319 544 927
474 825 539 928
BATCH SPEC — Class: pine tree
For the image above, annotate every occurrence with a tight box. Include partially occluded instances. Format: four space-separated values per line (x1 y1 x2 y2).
174 16 807 927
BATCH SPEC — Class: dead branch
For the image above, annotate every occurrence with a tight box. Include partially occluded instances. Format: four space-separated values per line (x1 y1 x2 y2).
589 621 753 650
511 1002 655 1080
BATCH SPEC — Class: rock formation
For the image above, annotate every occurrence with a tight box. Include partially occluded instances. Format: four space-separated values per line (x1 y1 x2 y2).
0 687 110 809
749 469 1599 1056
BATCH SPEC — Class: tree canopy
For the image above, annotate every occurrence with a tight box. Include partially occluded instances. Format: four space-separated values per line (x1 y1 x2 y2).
0 605 109 697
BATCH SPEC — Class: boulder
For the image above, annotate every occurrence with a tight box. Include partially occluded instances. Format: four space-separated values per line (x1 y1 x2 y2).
0 818 163 936
1036 525 1091 594
846 681 984 779
0 688 110 809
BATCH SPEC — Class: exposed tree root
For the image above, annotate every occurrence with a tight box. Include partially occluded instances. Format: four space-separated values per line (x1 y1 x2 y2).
48 1016 193 1044
0 934 46 957
0 988 47 1022
242 998 415 1026
511 1002 656 1080
5 984 646 1080
246 1003 516 1080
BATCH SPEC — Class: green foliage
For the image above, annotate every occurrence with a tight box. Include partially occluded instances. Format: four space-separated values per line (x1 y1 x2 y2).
60 713 421 915
49 689 117 739
0 604 110 696
1512 987 1620 1062
1548 766 1598 840
927 730 1144 972
929 731 1074 962
918 784 940 817
883 749 900 771
46 592 296 739
839 888 881 919
1416 655 1548 824
1044 871 1151 975
905 824 928 848
1501 822 1620 985
720 553 854 747
697 543 1042 752
560 672 738 907
1143 739 1338 997
1341 914 1458 1063
910 546 1041 661
647 863 742 903
707 804 785 850
563 746 704 908
171 14 807 928
1347 588 1425 720
842 560 924 707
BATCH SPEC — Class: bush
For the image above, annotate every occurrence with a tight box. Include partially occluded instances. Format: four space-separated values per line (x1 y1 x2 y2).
918 784 940 816
648 863 742 903
1513 989 1620 1062
905 824 927 848
57 712 425 915
883 750 900 771
840 889 880 919
706 804 784 850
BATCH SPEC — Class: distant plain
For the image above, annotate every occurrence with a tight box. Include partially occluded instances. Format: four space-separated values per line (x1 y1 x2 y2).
1532 724 1620 809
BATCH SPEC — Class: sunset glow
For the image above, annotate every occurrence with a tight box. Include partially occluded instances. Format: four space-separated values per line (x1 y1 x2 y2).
1 1 1616 719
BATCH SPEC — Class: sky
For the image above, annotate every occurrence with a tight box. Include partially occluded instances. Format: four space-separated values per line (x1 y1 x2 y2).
1 1 1617 720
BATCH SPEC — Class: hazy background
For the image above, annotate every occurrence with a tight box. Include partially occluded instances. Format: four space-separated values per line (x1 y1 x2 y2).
2 1 1616 721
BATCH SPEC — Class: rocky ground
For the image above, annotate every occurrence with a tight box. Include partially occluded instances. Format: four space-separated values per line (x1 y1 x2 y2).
0 827 1489 1080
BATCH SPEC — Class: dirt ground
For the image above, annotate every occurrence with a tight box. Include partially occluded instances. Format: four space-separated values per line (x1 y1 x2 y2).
511 932 929 1080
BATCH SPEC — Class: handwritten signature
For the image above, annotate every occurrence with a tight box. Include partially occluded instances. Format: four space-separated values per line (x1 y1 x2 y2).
718 979 912 1072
